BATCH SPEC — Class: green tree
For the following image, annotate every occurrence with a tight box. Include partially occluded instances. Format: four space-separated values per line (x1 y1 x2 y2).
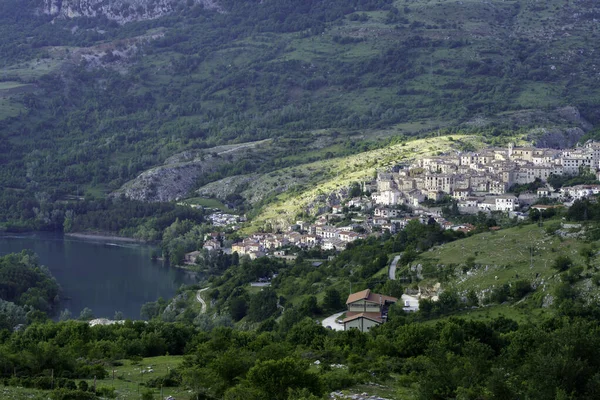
300 295 321 316
229 297 248 321
140 301 160 320
246 357 323 400
78 307 94 321
322 288 343 311
552 255 573 272
59 308 72 321
248 288 278 322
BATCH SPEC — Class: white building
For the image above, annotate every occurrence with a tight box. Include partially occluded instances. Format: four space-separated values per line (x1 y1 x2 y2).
494 195 518 211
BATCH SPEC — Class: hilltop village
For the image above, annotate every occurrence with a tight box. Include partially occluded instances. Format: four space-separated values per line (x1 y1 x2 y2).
370 141 600 210
193 141 600 261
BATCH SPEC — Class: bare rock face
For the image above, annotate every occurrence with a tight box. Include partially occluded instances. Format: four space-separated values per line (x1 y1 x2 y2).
114 162 205 202
41 0 221 24
113 139 272 202
533 127 586 149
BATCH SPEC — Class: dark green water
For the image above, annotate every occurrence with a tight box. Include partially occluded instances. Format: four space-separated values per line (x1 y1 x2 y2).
0 232 194 319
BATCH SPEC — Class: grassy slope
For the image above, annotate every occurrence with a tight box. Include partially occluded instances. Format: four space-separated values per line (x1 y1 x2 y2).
89 355 186 399
416 223 588 289
410 221 599 324
242 134 487 232
0 355 185 400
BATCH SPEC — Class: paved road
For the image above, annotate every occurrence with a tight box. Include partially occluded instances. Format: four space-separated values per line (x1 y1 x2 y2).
196 287 209 314
321 311 345 331
389 254 401 280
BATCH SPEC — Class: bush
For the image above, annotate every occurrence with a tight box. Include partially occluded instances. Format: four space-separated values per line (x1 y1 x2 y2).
141 389 155 400
552 255 573 272
33 376 53 390
510 280 532 299
145 370 182 388
95 387 116 398
50 389 97 400
320 369 354 391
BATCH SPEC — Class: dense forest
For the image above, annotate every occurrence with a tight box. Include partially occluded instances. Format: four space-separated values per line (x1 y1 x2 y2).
0 250 61 329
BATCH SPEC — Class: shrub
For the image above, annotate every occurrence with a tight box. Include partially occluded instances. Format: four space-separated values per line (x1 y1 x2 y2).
50 389 97 400
552 255 573 272
510 280 532 299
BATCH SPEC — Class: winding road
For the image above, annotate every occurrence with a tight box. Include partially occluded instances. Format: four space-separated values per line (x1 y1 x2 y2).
196 287 209 314
389 254 401 280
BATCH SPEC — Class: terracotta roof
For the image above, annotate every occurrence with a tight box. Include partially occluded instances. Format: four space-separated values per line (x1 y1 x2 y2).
345 289 398 305
343 312 383 324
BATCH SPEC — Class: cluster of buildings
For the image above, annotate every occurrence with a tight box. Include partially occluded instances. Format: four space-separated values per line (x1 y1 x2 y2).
207 212 241 228
368 142 600 212
188 142 600 263
231 218 369 259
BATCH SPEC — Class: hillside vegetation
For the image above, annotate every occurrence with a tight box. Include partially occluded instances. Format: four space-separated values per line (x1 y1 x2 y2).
1 0 599 208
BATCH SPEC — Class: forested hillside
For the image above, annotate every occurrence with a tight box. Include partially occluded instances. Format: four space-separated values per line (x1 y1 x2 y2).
1 0 600 224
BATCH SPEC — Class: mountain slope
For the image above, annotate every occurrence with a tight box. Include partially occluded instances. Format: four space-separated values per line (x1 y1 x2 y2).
0 0 599 211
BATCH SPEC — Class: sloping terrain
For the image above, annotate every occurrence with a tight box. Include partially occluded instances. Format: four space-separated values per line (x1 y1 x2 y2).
1 0 600 205
411 221 600 312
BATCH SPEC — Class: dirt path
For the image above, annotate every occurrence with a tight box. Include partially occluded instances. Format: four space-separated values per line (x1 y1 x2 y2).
389 254 401 280
196 287 209 314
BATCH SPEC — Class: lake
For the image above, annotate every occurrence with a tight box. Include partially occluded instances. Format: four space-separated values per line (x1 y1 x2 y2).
0 232 195 319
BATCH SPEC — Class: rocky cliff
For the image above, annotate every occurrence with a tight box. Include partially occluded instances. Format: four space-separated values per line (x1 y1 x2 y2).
41 0 221 24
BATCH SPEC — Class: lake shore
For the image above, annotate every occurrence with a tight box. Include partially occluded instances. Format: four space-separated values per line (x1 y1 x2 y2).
65 232 146 243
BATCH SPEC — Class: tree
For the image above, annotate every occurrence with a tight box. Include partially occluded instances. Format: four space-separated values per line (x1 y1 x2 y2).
300 296 321 316
322 288 343 311
379 279 404 298
580 246 596 268
78 380 88 391
229 297 248 321
466 289 479 307
437 290 460 313
59 309 72 321
141 301 160 320
246 357 323 400
510 280 532 299
78 307 94 321
114 311 124 320
248 288 278 322
349 182 362 198
141 389 155 400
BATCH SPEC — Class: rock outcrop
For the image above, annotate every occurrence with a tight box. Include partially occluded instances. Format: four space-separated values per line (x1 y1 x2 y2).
113 140 272 202
41 0 221 24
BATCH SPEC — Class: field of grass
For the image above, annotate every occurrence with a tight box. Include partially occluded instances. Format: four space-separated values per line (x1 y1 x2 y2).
0 356 186 400
0 81 28 90
423 302 553 326
413 221 596 297
87 355 186 399
4 58 63 81
0 98 23 120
